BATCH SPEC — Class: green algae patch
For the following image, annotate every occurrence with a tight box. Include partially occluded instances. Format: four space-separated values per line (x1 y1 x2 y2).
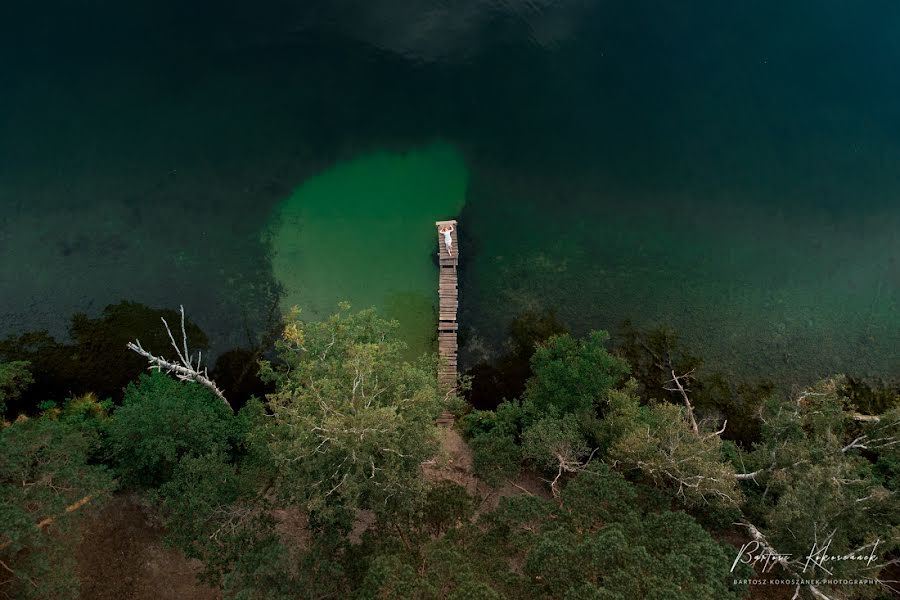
267 142 467 357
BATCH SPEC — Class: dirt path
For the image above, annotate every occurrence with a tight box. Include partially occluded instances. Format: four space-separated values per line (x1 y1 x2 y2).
423 425 550 511
76 494 220 600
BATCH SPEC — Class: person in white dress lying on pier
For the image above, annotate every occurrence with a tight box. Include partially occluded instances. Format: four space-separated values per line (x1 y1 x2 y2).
439 224 454 257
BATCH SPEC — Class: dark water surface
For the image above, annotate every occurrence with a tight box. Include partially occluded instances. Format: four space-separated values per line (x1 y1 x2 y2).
1 1 899 385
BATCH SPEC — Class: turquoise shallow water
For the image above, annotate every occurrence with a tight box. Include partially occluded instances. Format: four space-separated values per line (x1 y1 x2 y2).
268 142 467 358
1 1 898 386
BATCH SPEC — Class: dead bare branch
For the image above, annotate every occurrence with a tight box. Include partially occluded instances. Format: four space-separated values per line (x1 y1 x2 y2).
737 521 834 600
126 305 229 408
664 369 699 435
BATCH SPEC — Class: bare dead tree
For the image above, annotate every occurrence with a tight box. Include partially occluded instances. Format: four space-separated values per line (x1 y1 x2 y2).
543 447 599 498
733 469 765 481
126 305 229 408
664 368 700 435
841 418 900 453
737 521 835 600
852 413 881 423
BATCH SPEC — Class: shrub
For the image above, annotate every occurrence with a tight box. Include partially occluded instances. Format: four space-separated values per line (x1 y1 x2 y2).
106 372 241 488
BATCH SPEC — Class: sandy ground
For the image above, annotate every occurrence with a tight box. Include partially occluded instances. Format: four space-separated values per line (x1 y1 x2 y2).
423 424 551 511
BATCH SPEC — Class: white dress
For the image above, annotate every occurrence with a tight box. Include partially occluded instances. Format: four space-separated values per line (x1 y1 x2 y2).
443 230 453 255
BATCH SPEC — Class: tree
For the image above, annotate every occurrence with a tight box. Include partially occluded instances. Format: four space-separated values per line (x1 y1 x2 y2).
422 481 475 537
106 372 243 488
523 331 629 419
356 466 744 600
126 304 228 405
0 302 209 407
462 399 525 484
257 305 443 528
615 322 772 445
0 404 114 599
736 378 900 597
462 331 629 496
149 306 446 599
522 414 593 497
466 309 569 410
469 431 522 486
0 361 33 419
601 383 742 508
158 447 303 600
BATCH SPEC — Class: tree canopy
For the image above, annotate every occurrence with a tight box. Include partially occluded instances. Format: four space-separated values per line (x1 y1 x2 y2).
460 330 900 599
257 305 443 526
0 360 33 419
357 465 745 600
0 397 114 599
106 371 244 488
3 311 898 600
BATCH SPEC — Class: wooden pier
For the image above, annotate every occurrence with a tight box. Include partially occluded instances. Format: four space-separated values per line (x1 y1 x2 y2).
435 220 458 393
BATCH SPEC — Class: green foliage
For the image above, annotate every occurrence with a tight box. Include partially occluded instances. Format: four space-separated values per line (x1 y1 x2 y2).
60 392 114 421
601 385 742 508
0 302 209 409
523 331 629 419
356 466 742 600
463 401 526 485
158 449 296 598
463 331 630 495
614 322 772 445
160 451 244 556
470 431 522 485
149 306 446 600
156 393 327 600
556 463 640 529
4 307 896 600
257 306 442 527
422 481 474 536
106 372 242 488
739 377 900 586
874 448 900 491
0 412 114 599
358 534 512 599
358 554 434 599
460 409 498 438
467 309 569 409
0 360 33 418
257 308 442 523
37 399 57 412
460 399 523 439
522 414 590 484
529 467 743 600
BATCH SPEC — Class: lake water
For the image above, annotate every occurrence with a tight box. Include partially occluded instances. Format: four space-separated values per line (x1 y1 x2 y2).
1 1 899 386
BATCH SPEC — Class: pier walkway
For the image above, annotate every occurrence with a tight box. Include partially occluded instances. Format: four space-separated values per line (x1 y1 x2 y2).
435 220 458 397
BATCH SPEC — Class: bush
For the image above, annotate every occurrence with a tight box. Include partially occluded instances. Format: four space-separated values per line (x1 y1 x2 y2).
470 432 521 485
0 412 114 599
106 372 241 488
0 360 33 418
523 331 629 419
423 481 474 535
460 400 523 440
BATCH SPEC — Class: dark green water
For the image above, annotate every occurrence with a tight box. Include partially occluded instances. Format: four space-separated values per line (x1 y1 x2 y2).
1 1 899 385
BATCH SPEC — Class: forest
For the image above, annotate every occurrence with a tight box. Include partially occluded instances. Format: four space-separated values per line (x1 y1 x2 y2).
1 304 898 600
